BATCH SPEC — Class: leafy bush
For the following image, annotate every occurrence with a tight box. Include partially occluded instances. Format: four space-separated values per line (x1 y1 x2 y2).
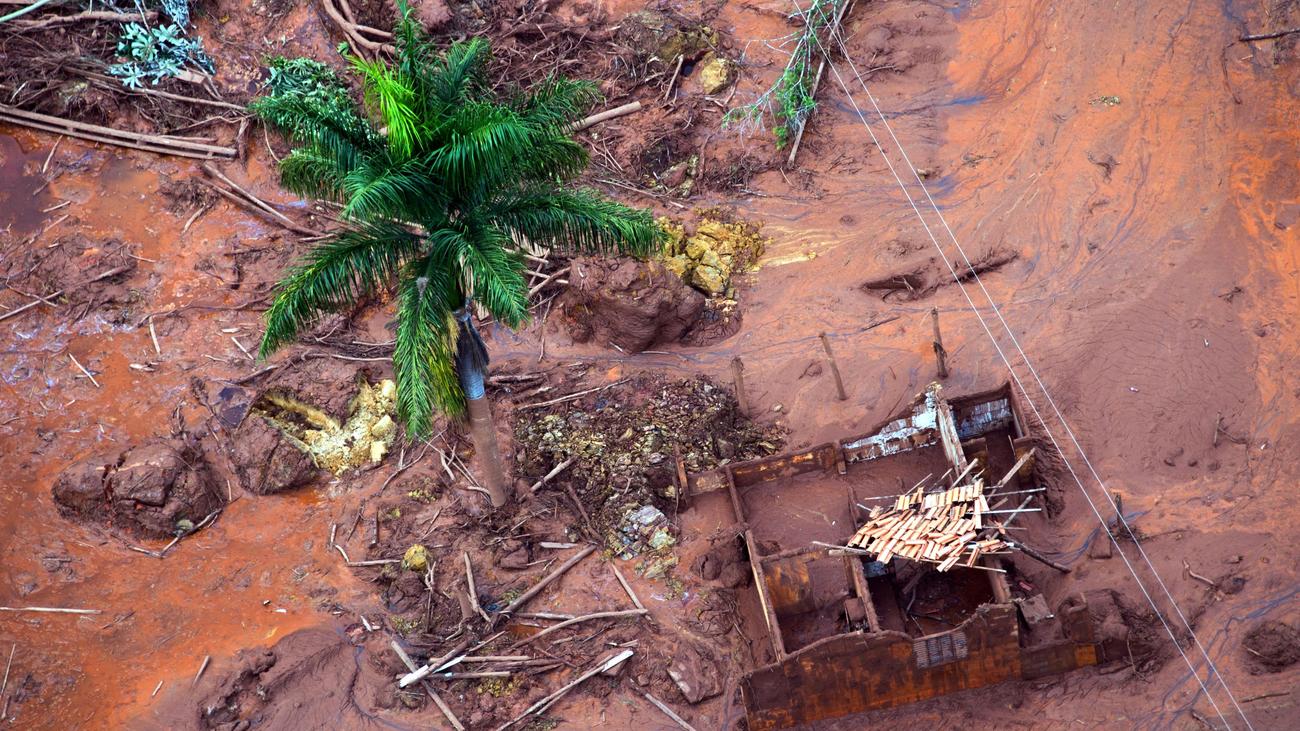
723 0 844 148
108 1 212 88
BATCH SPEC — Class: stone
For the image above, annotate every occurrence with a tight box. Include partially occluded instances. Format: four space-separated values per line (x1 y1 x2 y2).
402 544 429 573
52 437 223 539
690 263 726 295
667 643 723 703
697 53 734 94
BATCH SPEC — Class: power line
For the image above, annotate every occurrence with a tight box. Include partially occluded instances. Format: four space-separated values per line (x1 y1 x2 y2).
788 2 1252 727
830 30 1256 731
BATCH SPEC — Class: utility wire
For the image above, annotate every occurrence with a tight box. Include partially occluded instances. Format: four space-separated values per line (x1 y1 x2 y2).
828 24 1256 731
789 2 1252 728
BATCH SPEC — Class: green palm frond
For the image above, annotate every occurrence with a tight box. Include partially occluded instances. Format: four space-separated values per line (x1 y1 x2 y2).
339 154 445 222
516 75 602 130
456 226 529 328
254 20 664 434
259 221 423 356
490 187 666 257
430 36 490 106
393 255 463 434
430 103 535 189
279 148 349 202
352 56 421 156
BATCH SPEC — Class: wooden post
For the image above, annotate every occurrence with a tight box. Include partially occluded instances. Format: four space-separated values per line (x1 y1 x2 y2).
931 308 949 379
818 332 848 401
730 357 750 415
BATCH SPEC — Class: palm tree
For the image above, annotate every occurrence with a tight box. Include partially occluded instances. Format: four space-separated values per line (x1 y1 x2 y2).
250 4 664 508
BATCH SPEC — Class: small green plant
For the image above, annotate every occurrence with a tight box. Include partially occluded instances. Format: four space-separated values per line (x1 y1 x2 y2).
389 614 420 636
108 1 212 88
723 0 845 147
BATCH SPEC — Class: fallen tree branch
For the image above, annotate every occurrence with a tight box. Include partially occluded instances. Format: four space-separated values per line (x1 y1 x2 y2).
528 457 573 492
0 606 101 614
0 265 131 323
80 72 246 112
1241 27 1300 42
391 641 465 730
609 563 645 611
200 164 322 236
506 609 648 650
495 545 596 620
12 9 153 31
497 650 634 730
398 638 476 688
1004 538 1071 573
638 689 697 731
0 104 236 159
517 378 631 411
572 101 641 133
787 0 854 166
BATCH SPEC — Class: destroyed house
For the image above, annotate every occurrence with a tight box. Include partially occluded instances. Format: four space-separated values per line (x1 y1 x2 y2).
684 384 1108 730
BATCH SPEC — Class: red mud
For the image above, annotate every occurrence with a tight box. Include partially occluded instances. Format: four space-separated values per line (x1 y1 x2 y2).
2 0 1299 729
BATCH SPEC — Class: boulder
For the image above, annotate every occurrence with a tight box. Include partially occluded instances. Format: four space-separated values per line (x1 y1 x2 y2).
697 53 734 94
52 437 223 538
562 257 706 352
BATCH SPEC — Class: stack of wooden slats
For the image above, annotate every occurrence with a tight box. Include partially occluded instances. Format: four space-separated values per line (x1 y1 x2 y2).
848 479 1007 571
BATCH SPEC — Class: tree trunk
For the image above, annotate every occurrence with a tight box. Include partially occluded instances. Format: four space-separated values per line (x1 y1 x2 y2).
465 396 511 508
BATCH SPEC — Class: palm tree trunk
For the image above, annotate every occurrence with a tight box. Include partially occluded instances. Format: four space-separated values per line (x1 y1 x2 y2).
465 395 510 508
454 304 512 508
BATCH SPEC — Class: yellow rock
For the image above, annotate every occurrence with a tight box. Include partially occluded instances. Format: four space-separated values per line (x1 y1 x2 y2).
402 544 429 573
663 254 693 279
691 264 727 295
698 53 734 95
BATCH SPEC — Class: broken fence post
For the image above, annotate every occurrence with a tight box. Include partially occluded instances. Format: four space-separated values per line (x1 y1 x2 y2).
931 307 949 379
730 356 750 415
819 332 848 401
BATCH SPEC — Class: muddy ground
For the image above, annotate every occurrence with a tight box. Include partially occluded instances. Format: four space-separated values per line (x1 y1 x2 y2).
2 0 1299 729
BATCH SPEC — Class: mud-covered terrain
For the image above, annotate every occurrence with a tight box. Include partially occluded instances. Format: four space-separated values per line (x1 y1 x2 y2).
2 0 1298 729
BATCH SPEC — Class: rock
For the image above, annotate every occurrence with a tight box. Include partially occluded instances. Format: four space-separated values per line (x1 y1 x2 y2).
561 257 706 352
402 544 429 573
52 437 223 539
664 216 766 298
496 539 530 570
400 0 451 29
697 53 734 94
231 416 317 495
1087 535 1112 559
667 643 723 703
690 264 726 295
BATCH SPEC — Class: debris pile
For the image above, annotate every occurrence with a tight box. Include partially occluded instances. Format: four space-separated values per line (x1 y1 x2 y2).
848 474 1009 571
514 374 783 540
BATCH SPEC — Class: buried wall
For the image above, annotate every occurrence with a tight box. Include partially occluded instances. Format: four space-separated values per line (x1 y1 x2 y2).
740 598 1102 730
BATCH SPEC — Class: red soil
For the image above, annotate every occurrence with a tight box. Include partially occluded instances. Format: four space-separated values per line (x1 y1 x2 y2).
1 0 1298 729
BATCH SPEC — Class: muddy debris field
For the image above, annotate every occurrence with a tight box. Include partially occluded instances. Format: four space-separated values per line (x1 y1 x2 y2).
1 0 1298 730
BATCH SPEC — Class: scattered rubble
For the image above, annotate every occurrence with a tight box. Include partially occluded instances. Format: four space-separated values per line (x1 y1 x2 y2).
661 213 767 297
514 373 783 544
